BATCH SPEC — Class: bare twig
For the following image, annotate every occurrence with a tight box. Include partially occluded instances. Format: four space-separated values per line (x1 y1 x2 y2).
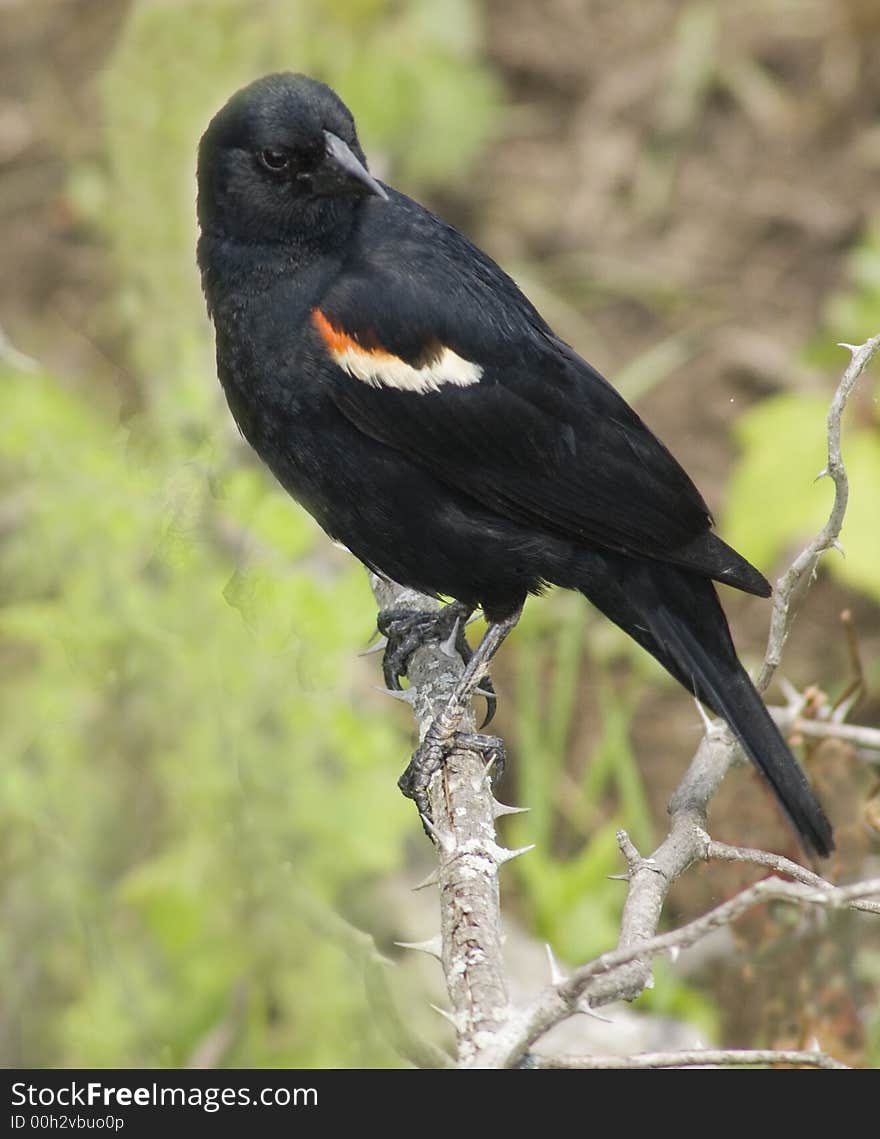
769 704 880 758
707 840 880 915
528 1048 849 1069
756 335 880 694
582 733 729 1006
471 875 880 1068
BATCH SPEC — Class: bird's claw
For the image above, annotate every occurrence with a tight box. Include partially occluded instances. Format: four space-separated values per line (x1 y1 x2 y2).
377 602 472 690
398 737 444 822
376 601 465 679
474 679 497 728
454 731 506 785
376 601 498 725
398 727 507 832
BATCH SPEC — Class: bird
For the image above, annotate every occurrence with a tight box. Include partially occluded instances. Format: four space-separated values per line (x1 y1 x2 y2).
196 72 833 857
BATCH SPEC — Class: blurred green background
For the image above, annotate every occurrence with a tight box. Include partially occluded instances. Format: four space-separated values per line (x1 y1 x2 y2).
1 0 878 1068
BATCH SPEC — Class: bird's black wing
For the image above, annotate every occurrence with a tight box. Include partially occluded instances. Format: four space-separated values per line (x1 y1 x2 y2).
314 195 767 593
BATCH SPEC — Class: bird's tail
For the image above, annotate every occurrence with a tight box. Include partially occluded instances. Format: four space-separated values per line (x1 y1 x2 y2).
574 554 834 857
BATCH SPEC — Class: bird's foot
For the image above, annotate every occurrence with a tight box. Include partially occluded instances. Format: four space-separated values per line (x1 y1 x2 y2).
377 601 498 720
377 600 472 689
396 604 522 827
398 727 507 823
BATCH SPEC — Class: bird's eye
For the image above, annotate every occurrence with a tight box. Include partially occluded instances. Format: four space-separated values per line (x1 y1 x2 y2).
259 148 290 172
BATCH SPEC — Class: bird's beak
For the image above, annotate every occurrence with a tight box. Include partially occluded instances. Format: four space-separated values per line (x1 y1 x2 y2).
321 131 388 201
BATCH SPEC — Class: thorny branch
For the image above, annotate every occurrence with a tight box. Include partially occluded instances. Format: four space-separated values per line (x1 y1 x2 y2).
369 577 516 1066
371 335 880 1068
479 875 880 1069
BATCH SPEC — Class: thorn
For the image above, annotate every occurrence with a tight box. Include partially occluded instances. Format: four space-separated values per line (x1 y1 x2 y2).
474 748 506 790
832 689 859 723
494 843 535 865
473 761 497 799
439 618 461 658
806 1035 821 1053
474 685 495 699
429 1003 459 1027
545 943 567 985
420 812 456 853
492 799 529 818
395 936 443 960
481 752 499 782
412 868 439 891
668 945 680 963
837 342 859 355
606 873 630 881
692 697 714 733
576 999 613 1023
830 539 845 558
813 467 829 483
359 638 387 657
777 675 801 708
419 812 441 839
374 685 416 704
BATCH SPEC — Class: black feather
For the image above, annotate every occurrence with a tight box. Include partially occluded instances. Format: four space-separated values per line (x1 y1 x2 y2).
197 73 834 855
573 554 832 857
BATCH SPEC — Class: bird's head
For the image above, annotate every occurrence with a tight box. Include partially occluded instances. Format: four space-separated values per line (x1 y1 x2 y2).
197 73 387 243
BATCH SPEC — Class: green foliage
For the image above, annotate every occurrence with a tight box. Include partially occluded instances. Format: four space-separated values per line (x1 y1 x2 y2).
0 364 412 1066
3 0 501 1068
725 231 880 607
506 600 636 960
725 392 832 569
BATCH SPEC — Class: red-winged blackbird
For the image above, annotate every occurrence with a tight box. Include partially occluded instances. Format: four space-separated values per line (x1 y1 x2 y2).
197 73 833 856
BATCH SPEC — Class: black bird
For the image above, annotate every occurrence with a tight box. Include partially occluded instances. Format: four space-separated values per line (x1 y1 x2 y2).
196 73 833 857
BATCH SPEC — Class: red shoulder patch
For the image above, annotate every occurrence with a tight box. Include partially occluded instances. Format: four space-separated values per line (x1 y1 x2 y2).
311 309 392 360
310 307 482 393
